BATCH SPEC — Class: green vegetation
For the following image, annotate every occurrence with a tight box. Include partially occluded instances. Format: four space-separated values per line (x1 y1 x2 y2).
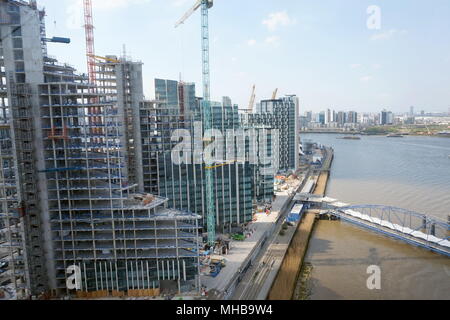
293 262 314 300
232 234 245 241
363 126 394 135
363 124 450 137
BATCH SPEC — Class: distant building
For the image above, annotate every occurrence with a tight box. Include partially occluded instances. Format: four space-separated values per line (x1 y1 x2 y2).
305 111 313 123
380 109 394 125
325 109 332 124
318 112 326 125
347 111 358 124
336 111 347 126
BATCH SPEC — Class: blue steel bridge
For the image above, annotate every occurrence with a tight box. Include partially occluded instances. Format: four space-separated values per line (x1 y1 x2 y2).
295 194 450 257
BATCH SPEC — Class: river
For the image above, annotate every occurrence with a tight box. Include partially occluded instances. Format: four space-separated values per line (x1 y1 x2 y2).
299 134 450 300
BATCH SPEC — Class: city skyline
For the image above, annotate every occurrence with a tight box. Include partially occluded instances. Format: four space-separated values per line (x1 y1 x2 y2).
0 0 449 302
37 0 450 113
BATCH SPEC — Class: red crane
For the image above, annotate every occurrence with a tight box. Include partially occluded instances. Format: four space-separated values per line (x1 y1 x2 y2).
83 0 102 136
83 0 95 84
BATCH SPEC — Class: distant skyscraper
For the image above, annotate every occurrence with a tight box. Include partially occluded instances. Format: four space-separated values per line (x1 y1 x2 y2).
410 106 415 116
325 109 332 124
336 111 346 126
380 109 394 125
347 111 358 124
318 112 326 125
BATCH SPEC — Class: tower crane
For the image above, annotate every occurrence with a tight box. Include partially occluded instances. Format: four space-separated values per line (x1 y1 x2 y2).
175 0 216 246
83 0 96 84
248 85 256 113
272 88 278 100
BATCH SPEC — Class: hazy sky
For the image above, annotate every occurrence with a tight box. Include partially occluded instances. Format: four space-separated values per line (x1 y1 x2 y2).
37 0 450 113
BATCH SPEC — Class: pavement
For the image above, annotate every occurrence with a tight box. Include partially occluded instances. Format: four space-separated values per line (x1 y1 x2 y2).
267 212 317 300
232 175 318 300
233 214 299 300
201 178 302 298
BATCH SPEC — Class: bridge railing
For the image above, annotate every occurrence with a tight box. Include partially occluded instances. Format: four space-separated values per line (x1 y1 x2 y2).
323 205 449 251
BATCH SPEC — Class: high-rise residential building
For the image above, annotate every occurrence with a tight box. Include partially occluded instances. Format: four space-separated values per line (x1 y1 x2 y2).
347 111 358 124
305 111 313 123
318 112 326 125
251 96 300 172
325 109 332 124
336 111 347 126
0 1 201 299
380 109 394 125
410 106 415 117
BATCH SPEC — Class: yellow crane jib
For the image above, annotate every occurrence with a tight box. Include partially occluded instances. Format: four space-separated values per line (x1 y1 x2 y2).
205 160 237 170
248 84 256 113
88 54 121 64
272 88 278 100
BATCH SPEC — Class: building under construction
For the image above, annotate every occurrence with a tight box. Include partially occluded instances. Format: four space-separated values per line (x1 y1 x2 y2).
0 0 201 299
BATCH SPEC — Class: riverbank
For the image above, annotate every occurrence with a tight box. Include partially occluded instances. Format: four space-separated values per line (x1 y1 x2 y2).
302 130 450 138
267 152 333 300
314 172 329 196
267 212 317 300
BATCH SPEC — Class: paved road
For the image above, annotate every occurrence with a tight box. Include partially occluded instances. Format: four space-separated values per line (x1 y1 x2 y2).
232 201 295 300
232 174 313 300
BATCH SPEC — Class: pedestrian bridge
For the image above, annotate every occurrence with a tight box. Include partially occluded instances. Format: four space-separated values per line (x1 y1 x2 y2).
296 194 450 257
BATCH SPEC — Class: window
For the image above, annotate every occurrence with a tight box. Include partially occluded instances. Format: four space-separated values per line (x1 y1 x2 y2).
11 26 21 37
14 50 23 60
13 38 23 49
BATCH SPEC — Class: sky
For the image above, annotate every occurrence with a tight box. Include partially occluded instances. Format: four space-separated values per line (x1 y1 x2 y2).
36 0 450 113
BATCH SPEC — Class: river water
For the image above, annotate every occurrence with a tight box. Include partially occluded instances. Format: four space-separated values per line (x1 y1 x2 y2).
300 134 450 300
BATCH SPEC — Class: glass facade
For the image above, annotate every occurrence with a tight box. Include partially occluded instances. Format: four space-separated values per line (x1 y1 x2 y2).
141 80 270 232
249 96 300 172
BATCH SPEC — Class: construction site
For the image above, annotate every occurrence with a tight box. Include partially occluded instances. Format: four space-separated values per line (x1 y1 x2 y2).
0 0 203 300
0 0 303 300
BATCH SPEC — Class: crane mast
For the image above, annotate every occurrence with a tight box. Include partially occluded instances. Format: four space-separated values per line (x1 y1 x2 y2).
200 1 216 247
248 85 256 113
83 0 96 84
176 0 216 246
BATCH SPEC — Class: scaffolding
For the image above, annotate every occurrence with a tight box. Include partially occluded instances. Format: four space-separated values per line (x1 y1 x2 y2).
0 83 37 299
40 62 201 297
